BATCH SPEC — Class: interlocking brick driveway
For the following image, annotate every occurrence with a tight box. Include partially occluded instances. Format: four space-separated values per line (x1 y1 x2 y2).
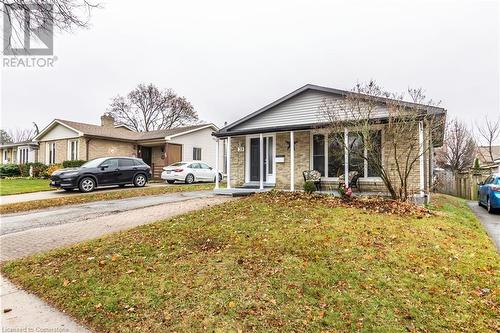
1 191 233 261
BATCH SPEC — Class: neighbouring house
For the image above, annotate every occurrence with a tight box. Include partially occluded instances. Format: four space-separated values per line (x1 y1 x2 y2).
214 84 446 198
33 115 222 178
0 141 39 164
476 145 500 165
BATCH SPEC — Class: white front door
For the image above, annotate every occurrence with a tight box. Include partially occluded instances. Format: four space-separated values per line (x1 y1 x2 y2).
245 134 276 184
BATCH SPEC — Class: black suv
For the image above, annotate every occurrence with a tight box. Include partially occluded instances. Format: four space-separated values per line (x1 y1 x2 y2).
50 157 152 192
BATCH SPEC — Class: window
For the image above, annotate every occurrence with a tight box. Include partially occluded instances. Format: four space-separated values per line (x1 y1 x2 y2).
48 142 56 164
199 163 211 169
313 130 383 179
367 130 382 177
189 163 201 169
19 148 29 164
118 158 135 167
348 132 364 177
102 158 119 168
68 140 79 160
328 133 344 177
312 134 325 176
193 147 202 160
267 137 273 174
3 150 8 162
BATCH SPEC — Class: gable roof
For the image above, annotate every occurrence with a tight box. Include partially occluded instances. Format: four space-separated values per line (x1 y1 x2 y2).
34 119 218 142
216 84 446 137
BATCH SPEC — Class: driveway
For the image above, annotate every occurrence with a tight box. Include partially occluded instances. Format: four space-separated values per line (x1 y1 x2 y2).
1 190 233 332
467 201 500 251
0 191 233 262
0 182 173 205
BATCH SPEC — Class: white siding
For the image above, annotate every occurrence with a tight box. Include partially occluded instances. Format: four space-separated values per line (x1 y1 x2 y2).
232 90 389 131
37 124 79 140
169 127 224 169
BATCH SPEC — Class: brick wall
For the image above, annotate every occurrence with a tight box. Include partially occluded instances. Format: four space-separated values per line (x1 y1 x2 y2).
275 131 310 190
87 139 136 160
229 136 245 187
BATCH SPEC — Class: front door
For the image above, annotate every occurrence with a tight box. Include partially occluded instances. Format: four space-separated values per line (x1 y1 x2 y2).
140 147 152 166
249 136 274 183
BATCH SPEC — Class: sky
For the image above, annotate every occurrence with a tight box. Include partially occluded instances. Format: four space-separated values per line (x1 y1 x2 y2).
1 0 499 142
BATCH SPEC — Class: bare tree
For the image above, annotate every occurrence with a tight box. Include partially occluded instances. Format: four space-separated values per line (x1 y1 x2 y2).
1 0 98 54
320 81 444 201
435 118 476 172
476 116 500 163
108 83 199 132
0 129 13 144
7 127 37 142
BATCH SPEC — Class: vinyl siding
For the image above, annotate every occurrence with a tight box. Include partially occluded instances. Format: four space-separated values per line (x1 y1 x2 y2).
231 90 389 132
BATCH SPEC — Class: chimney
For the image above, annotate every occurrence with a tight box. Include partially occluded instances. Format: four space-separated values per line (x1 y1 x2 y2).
101 114 115 128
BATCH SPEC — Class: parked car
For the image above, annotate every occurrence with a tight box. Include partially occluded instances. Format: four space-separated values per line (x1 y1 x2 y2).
50 157 151 192
161 161 222 184
478 173 500 213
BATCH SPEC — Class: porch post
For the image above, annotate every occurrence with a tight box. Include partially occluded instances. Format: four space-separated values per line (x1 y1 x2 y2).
418 121 425 197
226 137 231 189
214 138 220 190
290 131 295 191
344 127 349 185
259 133 264 190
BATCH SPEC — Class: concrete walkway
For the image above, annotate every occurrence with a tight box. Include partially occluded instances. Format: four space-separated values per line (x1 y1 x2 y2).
467 201 500 251
1 191 234 332
1 276 90 332
0 182 169 205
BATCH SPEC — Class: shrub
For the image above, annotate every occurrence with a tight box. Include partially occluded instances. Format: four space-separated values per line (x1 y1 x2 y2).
303 181 317 194
17 162 49 178
0 164 21 177
46 164 62 177
62 160 86 168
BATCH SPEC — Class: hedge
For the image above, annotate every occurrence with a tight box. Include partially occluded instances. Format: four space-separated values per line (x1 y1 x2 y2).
0 164 21 177
62 160 87 168
18 162 49 178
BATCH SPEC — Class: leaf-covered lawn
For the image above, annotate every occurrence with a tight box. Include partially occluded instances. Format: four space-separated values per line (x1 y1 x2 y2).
0 183 214 214
0 178 54 196
2 193 498 332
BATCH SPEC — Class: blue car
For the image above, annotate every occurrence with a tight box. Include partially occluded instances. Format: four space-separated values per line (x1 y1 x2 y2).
478 173 500 213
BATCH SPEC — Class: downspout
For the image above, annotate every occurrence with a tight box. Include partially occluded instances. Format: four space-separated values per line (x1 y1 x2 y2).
86 138 93 160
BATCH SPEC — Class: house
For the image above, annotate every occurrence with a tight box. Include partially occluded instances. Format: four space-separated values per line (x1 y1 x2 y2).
0 141 38 164
213 84 446 198
476 145 500 165
33 115 222 178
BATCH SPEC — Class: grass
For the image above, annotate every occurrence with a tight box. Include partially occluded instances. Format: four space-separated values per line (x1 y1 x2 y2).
0 183 214 214
2 193 498 332
0 178 54 196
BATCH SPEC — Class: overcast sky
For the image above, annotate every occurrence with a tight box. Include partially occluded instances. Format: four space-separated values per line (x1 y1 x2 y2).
1 0 499 141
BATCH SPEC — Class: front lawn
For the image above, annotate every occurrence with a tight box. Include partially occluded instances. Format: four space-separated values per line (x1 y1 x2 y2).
0 183 215 214
0 178 53 196
2 193 498 332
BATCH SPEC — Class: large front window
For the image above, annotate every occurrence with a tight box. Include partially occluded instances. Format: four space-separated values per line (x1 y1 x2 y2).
48 142 56 164
311 130 382 178
68 140 79 160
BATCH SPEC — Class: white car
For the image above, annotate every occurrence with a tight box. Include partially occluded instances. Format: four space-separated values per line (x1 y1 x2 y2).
161 161 223 184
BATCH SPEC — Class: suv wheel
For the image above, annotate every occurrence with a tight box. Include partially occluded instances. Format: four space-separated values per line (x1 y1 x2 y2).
79 177 95 193
134 174 147 187
185 173 195 184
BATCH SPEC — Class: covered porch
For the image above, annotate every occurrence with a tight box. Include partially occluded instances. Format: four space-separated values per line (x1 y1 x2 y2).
213 128 405 194
137 141 182 179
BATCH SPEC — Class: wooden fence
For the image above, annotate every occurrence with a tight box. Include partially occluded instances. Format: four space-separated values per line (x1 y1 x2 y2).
434 164 500 200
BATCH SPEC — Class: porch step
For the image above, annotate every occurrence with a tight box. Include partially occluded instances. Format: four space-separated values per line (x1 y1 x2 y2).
239 183 275 189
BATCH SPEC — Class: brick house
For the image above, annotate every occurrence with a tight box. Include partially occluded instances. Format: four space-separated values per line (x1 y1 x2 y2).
213 84 446 199
33 115 222 178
